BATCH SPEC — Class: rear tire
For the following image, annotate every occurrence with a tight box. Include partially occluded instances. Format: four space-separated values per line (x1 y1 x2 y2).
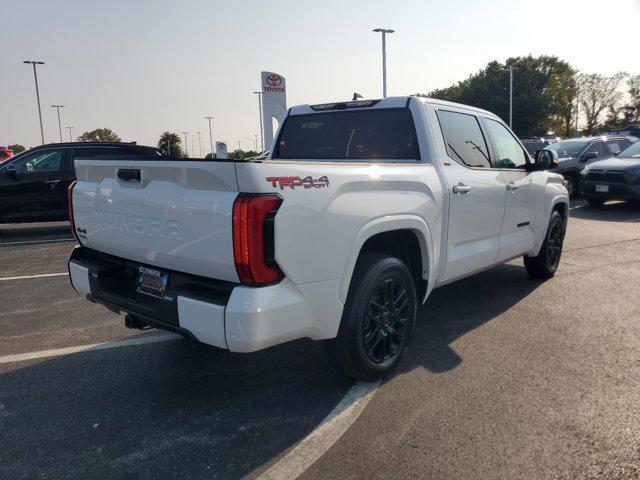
326 254 417 380
586 197 605 206
524 210 565 279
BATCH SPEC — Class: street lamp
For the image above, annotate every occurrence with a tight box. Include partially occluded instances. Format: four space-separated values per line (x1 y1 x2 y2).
51 105 64 142
23 60 46 144
372 28 394 98
504 66 517 129
65 126 74 142
205 116 214 157
253 91 264 151
197 131 203 157
182 131 189 157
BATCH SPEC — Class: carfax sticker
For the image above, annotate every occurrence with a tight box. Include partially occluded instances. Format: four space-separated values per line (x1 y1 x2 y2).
266 176 330 190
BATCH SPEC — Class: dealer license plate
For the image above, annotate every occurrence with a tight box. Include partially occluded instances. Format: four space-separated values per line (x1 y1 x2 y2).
136 266 168 299
595 184 609 193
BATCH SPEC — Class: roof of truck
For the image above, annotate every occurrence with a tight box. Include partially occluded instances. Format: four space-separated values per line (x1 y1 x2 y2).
290 96 499 119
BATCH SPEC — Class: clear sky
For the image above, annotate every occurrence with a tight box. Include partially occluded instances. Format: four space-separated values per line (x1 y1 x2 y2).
2 0 639 152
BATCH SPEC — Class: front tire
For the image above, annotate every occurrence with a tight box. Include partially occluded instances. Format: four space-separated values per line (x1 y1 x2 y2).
564 175 577 198
524 210 565 279
327 254 417 380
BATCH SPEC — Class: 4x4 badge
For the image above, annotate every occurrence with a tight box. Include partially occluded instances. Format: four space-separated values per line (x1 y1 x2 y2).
266 176 330 190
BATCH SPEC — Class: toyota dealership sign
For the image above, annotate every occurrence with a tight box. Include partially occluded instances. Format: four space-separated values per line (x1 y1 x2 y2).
261 71 287 150
263 74 285 93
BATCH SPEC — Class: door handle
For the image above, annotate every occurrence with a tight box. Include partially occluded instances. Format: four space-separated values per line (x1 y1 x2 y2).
507 182 519 192
453 183 471 195
44 179 61 184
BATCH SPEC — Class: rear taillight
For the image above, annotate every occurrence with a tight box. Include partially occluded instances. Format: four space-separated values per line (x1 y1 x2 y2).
233 194 283 285
68 181 79 242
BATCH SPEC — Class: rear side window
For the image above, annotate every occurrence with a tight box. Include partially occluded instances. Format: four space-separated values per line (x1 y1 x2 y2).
273 109 420 161
436 110 491 168
73 147 121 158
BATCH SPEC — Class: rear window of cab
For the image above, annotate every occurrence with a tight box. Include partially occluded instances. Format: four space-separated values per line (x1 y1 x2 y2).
273 108 420 162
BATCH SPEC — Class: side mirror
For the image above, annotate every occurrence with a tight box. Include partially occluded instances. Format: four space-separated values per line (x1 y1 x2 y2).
613 151 620 157
534 149 558 170
580 151 598 162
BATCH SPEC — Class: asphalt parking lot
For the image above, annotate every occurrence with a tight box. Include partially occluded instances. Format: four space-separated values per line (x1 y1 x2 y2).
1 200 639 480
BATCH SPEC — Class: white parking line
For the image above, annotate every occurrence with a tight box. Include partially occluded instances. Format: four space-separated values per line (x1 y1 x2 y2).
0 333 181 365
257 379 380 480
0 272 68 282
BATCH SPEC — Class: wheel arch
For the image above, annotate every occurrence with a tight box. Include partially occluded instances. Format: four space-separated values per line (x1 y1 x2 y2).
338 216 435 305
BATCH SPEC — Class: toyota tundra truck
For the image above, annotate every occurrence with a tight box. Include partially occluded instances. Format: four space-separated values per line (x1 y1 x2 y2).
68 97 568 380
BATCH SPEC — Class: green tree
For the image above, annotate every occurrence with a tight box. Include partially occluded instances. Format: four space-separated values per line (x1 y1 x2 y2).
77 128 121 142
157 132 184 157
576 72 627 135
418 55 577 136
227 149 258 160
7 144 26 153
625 74 640 123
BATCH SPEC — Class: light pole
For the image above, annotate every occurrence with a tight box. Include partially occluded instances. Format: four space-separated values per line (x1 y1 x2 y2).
51 105 64 142
205 116 214 157
23 60 46 144
372 28 394 98
505 66 517 129
253 91 264 151
197 131 203 157
65 126 74 142
182 131 189 157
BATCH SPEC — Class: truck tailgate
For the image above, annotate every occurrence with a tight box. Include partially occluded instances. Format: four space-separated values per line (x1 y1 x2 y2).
72 159 239 283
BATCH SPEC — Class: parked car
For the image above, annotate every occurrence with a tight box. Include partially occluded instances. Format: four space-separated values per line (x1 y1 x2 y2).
0 142 160 224
68 97 568 380
520 137 559 156
0 148 13 164
544 136 638 197
579 140 640 206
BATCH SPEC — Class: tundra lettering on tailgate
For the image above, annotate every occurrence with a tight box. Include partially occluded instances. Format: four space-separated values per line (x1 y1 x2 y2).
93 208 182 240
266 176 330 190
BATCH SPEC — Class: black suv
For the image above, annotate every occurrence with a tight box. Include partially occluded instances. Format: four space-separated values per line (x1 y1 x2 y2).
544 136 638 197
0 142 160 224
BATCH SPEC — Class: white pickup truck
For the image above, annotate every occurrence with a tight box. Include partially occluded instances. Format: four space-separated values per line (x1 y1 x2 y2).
68 97 568 379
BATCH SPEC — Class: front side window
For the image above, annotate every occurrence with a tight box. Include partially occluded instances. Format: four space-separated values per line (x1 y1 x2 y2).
273 109 419 161
436 110 491 168
583 141 605 157
485 119 528 169
9 150 62 173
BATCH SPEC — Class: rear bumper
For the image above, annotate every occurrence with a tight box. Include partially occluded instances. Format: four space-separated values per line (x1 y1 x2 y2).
69 247 343 352
579 181 640 200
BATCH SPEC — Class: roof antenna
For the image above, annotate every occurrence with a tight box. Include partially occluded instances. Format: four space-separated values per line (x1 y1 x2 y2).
352 92 363 101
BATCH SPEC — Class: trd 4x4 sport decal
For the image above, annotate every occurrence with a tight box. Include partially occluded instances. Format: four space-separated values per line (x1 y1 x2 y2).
266 176 330 190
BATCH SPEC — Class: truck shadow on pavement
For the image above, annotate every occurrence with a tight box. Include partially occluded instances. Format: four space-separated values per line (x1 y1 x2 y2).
0 338 350 480
569 200 640 223
0 263 540 480
401 262 540 374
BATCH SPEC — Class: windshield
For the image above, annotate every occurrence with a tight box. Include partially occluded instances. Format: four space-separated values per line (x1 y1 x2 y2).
545 141 586 158
618 141 640 158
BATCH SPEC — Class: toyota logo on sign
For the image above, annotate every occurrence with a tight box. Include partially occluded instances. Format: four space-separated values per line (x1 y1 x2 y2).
266 75 282 87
